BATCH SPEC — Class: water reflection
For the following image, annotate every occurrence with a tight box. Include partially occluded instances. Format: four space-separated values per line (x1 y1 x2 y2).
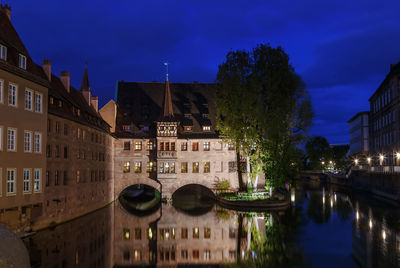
22 181 400 267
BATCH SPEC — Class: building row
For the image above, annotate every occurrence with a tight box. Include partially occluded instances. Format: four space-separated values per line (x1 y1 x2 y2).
348 63 400 167
0 4 243 232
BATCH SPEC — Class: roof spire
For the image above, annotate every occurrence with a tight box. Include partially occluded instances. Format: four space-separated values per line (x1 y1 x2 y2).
162 62 174 118
80 62 90 92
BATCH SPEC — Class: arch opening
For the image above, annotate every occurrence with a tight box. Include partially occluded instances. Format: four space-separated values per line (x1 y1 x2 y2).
119 184 161 216
172 184 216 215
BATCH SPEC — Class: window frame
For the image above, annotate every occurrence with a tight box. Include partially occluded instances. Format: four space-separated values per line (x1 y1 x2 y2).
25 88 33 111
24 130 32 153
7 128 17 152
0 79 3 104
203 142 210 151
192 162 199 173
34 132 42 153
35 92 43 113
0 126 2 151
8 83 18 107
18 54 27 69
23 168 31 193
6 168 16 195
0 44 7 61
34 169 41 192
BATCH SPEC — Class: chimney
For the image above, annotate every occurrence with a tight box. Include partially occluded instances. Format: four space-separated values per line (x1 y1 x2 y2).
60 71 70 93
91 96 98 112
0 4 11 20
42 60 51 81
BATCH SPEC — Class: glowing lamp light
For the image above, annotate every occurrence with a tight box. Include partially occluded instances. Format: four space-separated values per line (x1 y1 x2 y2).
330 198 333 208
382 230 386 240
322 196 325 204
356 211 359 220
367 157 371 163
369 219 373 229
321 161 325 165
354 159 359 165
397 153 400 159
380 154 384 161
334 193 337 202
329 161 332 164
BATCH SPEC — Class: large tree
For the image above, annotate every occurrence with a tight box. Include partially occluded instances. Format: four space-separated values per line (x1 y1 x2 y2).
305 136 333 170
216 44 313 191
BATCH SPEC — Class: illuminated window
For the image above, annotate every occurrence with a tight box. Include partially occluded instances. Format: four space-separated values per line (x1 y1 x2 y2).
49 96 54 105
203 142 210 151
228 143 235 150
192 162 199 173
124 141 130 150
76 170 80 183
134 162 142 173
181 228 188 239
58 100 62 108
122 125 131 131
192 142 199 151
123 161 130 173
146 162 154 173
184 126 192 131
123 228 130 240
134 250 142 261
181 142 187 151
204 250 211 260
202 126 211 131
204 227 211 238
159 162 164 173
147 141 153 150
193 227 199 239
135 141 142 151
193 250 199 259
181 162 188 173
204 162 210 173
147 228 154 240
135 228 141 240
34 169 41 192
165 142 170 151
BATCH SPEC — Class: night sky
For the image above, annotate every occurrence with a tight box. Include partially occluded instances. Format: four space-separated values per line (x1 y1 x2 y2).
7 0 400 144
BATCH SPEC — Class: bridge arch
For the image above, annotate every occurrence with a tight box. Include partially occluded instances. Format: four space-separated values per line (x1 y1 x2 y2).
119 184 161 215
115 177 161 199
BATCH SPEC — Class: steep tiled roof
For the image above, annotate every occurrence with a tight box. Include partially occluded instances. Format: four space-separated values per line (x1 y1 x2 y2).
116 81 218 138
0 8 48 86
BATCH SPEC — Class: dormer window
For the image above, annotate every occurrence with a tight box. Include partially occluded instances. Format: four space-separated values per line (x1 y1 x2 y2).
202 126 211 131
0 45 6 61
184 114 191 118
122 125 131 131
18 54 27 70
184 126 193 132
202 114 209 118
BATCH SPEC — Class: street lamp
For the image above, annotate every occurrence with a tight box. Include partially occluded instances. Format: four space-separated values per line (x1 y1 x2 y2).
367 157 371 164
354 159 359 165
379 154 384 165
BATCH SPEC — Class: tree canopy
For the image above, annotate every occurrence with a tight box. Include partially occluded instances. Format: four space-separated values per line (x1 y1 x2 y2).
305 136 333 170
216 44 313 190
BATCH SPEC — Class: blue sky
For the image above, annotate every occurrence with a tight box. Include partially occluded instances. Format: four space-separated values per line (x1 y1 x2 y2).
7 0 400 144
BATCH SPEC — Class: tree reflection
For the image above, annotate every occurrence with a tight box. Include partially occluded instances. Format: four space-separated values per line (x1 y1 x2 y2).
227 207 304 268
306 192 331 224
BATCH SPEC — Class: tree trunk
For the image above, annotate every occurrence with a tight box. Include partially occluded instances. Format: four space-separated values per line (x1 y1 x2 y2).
246 155 251 184
236 152 245 191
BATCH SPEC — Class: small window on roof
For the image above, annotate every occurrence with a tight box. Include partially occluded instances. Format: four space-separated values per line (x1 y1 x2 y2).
0 44 6 61
203 126 211 131
184 126 193 132
18 54 27 70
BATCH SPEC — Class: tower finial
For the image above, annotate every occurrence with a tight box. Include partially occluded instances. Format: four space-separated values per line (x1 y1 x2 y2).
164 61 169 81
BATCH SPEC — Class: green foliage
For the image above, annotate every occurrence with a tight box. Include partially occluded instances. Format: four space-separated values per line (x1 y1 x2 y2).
305 136 333 170
216 179 230 192
216 43 313 191
216 208 231 221
332 144 350 171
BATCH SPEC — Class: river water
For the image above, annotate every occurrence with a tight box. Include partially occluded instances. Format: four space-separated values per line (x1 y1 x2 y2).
23 180 400 267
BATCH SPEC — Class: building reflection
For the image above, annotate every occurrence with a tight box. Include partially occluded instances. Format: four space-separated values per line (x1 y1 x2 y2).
23 204 113 268
113 202 241 266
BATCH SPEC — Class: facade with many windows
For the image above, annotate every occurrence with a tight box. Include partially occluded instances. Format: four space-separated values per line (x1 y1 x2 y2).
0 5 48 232
103 80 240 199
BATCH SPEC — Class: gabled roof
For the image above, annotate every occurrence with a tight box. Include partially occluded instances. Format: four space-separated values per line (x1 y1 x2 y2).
116 81 218 138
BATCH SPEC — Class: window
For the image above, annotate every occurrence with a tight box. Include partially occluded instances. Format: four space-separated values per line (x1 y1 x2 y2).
229 251 236 259
135 228 142 240
192 142 199 151
63 171 68 185
34 169 41 192
55 171 59 186
58 100 62 108
135 141 142 151
46 144 51 157
23 169 31 193
147 141 153 150
181 250 188 259
160 142 164 151
193 250 199 259
49 96 54 105
35 93 42 113
146 162 154 173
171 142 175 151
134 162 142 173
8 84 17 107
204 228 211 238
64 146 68 158
7 169 16 195
148 228 154 240
133 250 142 261
203 142 210 151
46 171 50 186
229 228 236 238
123 228 130 240
229 161 235 173
34 133 41 153
164 162 170 173
0 126 2 151
184 126 192 131
204 250 211 260
55 122 60 134
123 161 130 173
204 162 210 173
123 141 130 151
0 44 6 61
181 142 187 151
25 89 32 110
203 126 211 131
228 143 235 150
193 227 199 238
122 125 131 131
159 162 164 173
181 162 188 173
170 162 175 173
165 142 170 151
181 228 188 239
7 128 16 151
24 131 32 152
192 162 199 173
18 54 27 69
0 79 3 103
76 170 80 183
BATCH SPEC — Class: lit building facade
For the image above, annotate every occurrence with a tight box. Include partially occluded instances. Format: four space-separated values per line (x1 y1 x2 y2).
347 111 369 159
